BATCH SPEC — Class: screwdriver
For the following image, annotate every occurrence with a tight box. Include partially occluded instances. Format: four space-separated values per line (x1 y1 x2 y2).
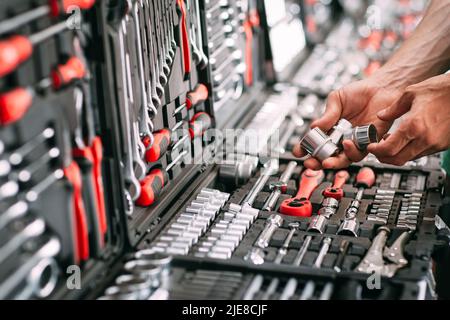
279 169 325 217
144 129 171 163
189 112 212 139
0 56 86 126
173 84 209 116
0 20 69 77
0 0 96 36
136 151 188 207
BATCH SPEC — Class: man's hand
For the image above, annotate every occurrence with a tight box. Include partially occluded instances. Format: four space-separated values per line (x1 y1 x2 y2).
368 73 450 165
293 76 404 169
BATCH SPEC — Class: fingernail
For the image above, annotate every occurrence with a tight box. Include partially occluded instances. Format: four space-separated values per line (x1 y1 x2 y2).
377 109 386 118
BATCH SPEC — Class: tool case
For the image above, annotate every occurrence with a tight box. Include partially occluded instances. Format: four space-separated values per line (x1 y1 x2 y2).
0 0 449 300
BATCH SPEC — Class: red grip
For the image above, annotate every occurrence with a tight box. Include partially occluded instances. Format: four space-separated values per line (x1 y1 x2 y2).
91 137 107 236
279 169 324 217
145 129 171 163
243 20 253 86
62 0 96 11
295 169 325 200
332 170 350 189
356 167 376 188
64 161 90 262
136 169 167 207
364 61 381 77
52 56 86 89
322 170 350 200
186 84 208 110
0 35 33 77
0 88 33 125
177 0 191 78
189 112 211 139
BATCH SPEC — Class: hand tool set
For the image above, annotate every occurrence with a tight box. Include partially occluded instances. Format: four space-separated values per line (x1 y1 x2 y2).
0 0 449 301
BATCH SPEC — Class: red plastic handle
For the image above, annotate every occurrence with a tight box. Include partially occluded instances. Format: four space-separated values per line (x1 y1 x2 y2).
145 129 171 163
356 167 376 188
0 88 33 125
279 169 324 217
177 0 191 78
64 161 90 262
243 20 253 86
186 84 208 110
295 169 325 200
189 112 211 139
332 170 350 189
0 35 33 77
62 0 96 11
323 170 350 200
136 169 168 207
52 56 86 89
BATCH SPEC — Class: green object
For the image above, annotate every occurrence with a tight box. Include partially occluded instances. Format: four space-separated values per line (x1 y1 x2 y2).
442 150 450 175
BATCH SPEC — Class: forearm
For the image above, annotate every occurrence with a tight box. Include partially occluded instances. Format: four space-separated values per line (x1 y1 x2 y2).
373 0 450 88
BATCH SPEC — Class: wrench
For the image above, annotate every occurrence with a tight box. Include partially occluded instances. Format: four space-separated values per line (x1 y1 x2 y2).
117 26 142 201
0 237 60 299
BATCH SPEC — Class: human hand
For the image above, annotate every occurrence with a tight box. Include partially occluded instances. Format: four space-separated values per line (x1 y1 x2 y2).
293 75 404 169
368 73 450 165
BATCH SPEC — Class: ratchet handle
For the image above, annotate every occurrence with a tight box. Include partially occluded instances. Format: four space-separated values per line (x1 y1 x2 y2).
279 169 324 217
323 170 350 200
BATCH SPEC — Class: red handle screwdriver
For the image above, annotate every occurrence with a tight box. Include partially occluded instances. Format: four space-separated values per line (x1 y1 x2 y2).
280 169 325 217
0 88 33 126
176 0 191 79
52 56 86 89
186 84 208 110
144 129 171 163
189 112 212 139
136 151 187 207
0 20 69 77
323 170 350 200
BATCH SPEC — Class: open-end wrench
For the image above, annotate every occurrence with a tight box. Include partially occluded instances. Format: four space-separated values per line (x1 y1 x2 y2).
132 2 155 148
161 0 175 61
117 26 141 201
131 122 147 180
157 0 173 66
150 0 170 80
143 0 164 105
189 0 208 69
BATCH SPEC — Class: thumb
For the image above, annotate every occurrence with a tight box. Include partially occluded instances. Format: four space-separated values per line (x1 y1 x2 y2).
311 90 342 131
377 91 414 121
